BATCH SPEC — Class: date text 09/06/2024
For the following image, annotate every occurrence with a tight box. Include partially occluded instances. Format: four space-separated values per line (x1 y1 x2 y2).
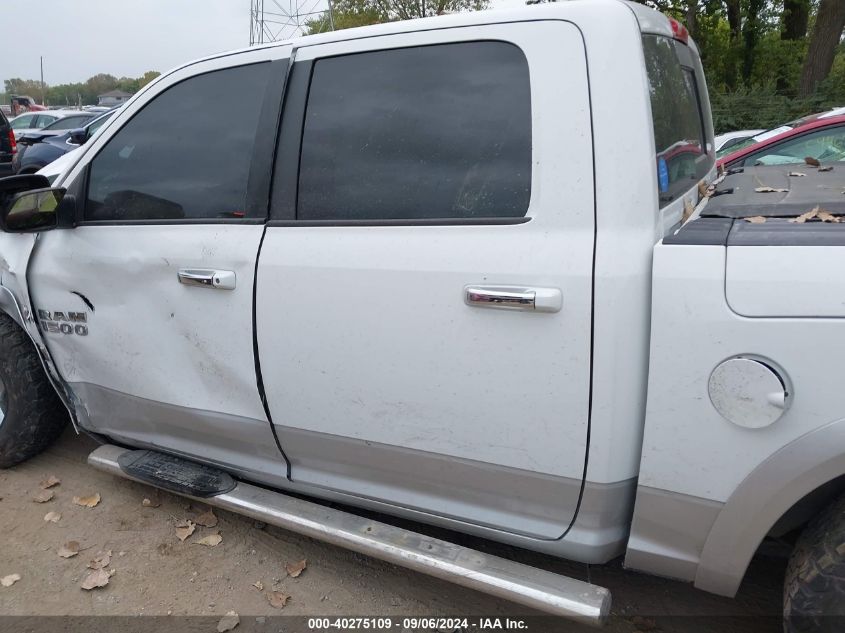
307 617 528 630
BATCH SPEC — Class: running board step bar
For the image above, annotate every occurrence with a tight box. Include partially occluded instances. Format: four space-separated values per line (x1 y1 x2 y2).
89 444 611 625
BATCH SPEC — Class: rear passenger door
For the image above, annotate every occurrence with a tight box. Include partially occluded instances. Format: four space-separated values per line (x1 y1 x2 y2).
256 23 595 539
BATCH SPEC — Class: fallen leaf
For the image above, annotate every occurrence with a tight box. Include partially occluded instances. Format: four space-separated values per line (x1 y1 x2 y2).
285 559 307 578
72 493 101 508
790 206 822 224
755 186 789 193
40 476 61 489
194 508 218 528
57 541 80 558
44 511 61 523
142 497 160 508
252 580 264 591
175 520 196 542
819 165 834 172
267 591 290 609
194 533 223 547
805 156 821 167
80 568 113 590
217 611 240 632
818 210 840 223
33 490 54 503
744 216 767 223
788 172 806 177
697 181 708 198
1 574 21 587
88 550 112 570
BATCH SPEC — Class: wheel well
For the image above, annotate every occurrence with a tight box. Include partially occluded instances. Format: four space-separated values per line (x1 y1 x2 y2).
695 419 845 596
769 474 845 538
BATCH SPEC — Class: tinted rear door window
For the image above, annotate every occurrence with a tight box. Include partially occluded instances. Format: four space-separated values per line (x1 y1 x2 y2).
298 42 531 222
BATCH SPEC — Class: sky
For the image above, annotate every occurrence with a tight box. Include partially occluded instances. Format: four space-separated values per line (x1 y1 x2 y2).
2 0 526 88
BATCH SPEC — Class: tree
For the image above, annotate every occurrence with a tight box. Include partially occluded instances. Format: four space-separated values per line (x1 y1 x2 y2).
741 0 765 86
85 73 119 101
4 71 158 107
306 0 487 34
781 0 809 41
776 0 810 92
138 71 161 88
306 0 383 34
3 78 44 97
798 0 845 97
723 0 742 90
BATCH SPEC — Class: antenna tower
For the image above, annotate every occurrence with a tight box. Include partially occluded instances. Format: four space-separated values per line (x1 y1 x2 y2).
249 0 334 44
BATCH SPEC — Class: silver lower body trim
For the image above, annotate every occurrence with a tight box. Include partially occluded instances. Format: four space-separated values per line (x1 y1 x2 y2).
88 444 611 624
625 485 723 583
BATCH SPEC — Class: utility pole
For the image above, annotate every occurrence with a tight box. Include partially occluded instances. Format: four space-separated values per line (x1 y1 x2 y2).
40 56 45 106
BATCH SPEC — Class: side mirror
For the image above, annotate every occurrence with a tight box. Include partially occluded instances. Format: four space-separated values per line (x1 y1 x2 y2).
1 187 65 232
69 128 87 145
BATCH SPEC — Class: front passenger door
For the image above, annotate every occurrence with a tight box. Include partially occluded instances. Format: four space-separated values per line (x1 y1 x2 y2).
28 50 292 488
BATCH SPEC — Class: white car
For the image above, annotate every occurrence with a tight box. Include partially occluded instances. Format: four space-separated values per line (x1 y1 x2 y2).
9 109 95 140
714 128 763 155
819 105 845 119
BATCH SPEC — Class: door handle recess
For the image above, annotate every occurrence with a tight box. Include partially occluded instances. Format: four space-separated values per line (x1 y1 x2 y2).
464 285 562 313
178 269 236 290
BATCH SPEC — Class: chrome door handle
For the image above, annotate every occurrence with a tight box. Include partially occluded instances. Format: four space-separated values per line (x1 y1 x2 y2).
464 285 562 313
178 269 236 290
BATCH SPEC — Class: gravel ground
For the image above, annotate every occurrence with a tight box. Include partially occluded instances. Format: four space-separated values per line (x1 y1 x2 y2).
0 429 786 633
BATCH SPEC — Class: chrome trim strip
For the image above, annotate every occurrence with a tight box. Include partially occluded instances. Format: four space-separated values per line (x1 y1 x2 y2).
89 443 611 624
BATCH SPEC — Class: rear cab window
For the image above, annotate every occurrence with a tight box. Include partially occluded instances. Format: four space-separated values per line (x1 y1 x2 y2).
642 34 712 207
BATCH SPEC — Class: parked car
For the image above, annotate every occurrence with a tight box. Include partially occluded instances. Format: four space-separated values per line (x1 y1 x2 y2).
0 109 14 177
9 95 47 117
13 109 117 174
36 145 80 184
8 110 96 140
719 114 845 168
714 128 763 157
720 107 845 160
0 2 843 628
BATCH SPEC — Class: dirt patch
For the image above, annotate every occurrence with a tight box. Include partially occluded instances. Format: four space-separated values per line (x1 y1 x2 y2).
0 430 784 632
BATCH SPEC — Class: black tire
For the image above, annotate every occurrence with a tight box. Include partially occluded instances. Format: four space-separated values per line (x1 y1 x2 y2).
0 312 68 468
784 493 845 632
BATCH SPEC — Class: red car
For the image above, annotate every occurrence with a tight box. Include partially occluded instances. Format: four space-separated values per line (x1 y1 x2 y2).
718 114 845 169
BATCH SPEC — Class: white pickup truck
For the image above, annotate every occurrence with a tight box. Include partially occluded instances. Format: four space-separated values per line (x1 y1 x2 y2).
0 1 843 628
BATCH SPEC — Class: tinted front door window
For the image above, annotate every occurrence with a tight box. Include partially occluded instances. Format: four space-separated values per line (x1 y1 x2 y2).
85 63 270 221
